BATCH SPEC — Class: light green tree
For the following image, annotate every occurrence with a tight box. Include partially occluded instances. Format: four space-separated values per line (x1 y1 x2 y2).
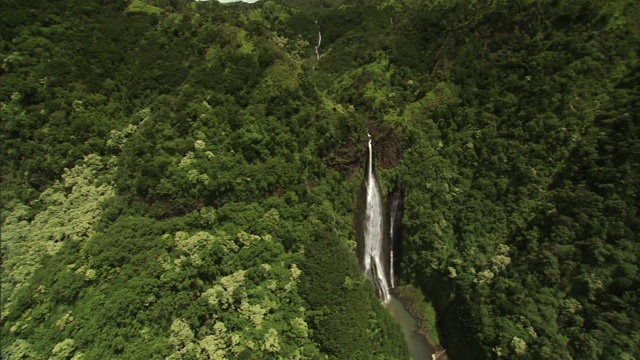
1 154 114 318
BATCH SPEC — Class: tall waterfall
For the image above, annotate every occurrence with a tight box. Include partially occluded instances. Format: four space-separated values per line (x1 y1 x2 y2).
363 134 391 303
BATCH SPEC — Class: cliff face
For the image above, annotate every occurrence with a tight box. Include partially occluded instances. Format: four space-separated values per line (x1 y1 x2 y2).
369 122 403 169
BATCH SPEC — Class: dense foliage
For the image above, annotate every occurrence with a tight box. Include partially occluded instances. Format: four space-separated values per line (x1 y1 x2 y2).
1 0 405 358
365 0 639 358
2 0 638 359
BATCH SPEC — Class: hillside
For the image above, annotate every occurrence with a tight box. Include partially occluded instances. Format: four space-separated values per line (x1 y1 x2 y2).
2 0 639 359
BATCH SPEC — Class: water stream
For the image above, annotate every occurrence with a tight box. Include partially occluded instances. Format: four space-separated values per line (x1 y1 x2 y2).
387 297 434 359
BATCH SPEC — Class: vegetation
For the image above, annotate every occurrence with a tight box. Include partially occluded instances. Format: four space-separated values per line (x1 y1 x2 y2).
1 0 404 358
1 0 638 359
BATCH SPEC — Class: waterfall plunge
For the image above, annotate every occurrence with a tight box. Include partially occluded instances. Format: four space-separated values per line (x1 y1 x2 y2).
363 134 391 303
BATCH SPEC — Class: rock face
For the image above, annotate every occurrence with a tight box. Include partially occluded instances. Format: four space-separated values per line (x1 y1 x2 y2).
368 122 403 169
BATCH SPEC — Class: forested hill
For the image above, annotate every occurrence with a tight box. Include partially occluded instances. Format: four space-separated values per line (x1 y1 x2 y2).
1 0 406 358
1 0 639 359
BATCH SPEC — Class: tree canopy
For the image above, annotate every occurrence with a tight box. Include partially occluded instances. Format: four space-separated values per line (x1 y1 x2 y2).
1 0 638 359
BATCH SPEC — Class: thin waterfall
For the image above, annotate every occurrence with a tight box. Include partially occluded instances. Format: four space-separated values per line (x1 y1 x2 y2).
390 248 395 289
389 191 396 289
363 134 391 303
315 20 322 61
388 189 403 289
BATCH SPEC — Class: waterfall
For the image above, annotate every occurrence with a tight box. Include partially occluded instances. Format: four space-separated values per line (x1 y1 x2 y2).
315 20 322 61
363 134 391 303
390 245 395 289
388 189 403 289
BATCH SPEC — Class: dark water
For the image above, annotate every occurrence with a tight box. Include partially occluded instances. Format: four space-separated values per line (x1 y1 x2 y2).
386 297 434 360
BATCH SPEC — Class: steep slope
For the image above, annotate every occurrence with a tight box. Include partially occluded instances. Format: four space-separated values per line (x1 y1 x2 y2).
0 0 408 358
